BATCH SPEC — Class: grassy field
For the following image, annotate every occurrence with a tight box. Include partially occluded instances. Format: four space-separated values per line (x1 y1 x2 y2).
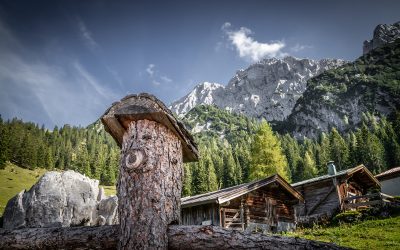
100 185 116 196
0 163 47 216
0 163 116 216
286 216 400 250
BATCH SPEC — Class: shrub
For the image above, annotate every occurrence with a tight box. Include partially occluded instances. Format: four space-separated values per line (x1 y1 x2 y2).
333 210 362 224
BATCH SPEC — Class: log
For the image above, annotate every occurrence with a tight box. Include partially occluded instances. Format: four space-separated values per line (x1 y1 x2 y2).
0 225 349 250
101 94 199 249
118 120 183 249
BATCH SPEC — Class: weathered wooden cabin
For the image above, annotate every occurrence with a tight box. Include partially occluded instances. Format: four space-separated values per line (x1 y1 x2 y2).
375 166 400 196
293 162 380 221
181 174 303 233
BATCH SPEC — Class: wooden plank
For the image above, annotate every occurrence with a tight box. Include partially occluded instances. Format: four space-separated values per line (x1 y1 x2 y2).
224 218 241 222
344 193 380 201
344 200 382 209
223 208 240 213
381 193 394 200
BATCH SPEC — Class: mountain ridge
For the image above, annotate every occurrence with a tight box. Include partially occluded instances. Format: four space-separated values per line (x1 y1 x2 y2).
170 56 346 122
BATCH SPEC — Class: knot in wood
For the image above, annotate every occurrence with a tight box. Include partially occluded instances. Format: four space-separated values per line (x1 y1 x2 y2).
142 134 152 140
171 158 178 165
124 148 148 173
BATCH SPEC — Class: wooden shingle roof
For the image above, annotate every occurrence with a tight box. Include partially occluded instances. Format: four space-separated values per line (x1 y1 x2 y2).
375 166 400 181
292 165 380 188
181 174 303 208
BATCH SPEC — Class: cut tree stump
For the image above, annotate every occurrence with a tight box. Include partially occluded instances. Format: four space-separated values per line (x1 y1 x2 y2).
101 93 199 249
0 225 350 250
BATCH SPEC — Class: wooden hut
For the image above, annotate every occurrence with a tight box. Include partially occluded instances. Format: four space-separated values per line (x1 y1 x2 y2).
181 174 303 233
293 163 380 221
375 166 400 196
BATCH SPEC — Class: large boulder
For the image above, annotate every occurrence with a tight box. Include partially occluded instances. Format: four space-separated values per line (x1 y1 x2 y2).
2 170 118 229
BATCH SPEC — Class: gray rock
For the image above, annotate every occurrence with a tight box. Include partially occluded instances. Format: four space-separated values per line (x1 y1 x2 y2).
2 170 118 229
98 196 118 226
363 21 400 54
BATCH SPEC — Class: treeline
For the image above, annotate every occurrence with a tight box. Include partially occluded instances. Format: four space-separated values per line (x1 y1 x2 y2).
182 108 400 197
0 117 119 185
1 108 400 194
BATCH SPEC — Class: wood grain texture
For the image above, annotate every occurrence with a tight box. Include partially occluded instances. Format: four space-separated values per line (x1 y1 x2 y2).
118 120 183 249
0 225 350 250
101 93 198 162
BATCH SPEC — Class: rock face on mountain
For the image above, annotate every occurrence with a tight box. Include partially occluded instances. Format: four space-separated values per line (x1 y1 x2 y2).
170 57 345 122
2 171 118 229
363 21 400 55
285 39 400 139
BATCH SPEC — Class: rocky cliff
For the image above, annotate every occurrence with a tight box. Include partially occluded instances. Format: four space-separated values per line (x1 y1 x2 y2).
170 57 345 122
363 21 400 55
284 39 400 138
2 170 118 229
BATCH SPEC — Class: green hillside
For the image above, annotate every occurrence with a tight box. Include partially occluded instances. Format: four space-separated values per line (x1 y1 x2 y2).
0 163 47 216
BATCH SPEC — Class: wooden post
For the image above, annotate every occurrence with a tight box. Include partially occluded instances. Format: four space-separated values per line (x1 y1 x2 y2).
101 93 199 249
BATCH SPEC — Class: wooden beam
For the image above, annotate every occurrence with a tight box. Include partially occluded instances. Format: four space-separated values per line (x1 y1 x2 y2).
0 225 350 250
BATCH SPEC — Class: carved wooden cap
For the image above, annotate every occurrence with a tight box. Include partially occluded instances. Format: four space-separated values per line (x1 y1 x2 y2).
101 93 199 162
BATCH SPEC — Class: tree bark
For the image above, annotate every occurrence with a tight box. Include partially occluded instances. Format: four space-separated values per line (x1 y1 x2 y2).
0 225 349 250
118 119 183 249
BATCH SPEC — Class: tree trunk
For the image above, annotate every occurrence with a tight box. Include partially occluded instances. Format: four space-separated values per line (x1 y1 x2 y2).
118 119 183 249
0 225 349 250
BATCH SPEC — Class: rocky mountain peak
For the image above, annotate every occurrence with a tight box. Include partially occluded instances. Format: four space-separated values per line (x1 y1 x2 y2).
363 21 400 54
169 82 224 117
170 56 346 121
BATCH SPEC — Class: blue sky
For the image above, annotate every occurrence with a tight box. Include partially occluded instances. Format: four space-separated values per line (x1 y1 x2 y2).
0 0 399 128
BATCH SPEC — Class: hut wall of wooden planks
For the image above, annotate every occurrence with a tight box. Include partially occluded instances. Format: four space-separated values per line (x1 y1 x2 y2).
181 174 303 233
293 164 381 222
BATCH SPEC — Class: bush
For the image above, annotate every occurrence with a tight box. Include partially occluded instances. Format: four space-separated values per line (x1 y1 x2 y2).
333 210 362 224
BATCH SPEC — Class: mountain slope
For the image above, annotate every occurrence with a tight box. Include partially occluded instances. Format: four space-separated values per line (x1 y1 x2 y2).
284 39 400 138
170 57 345 121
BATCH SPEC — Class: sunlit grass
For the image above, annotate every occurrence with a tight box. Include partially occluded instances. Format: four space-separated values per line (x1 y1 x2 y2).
101 185 116 196
0 163 47 216
285 216 400 249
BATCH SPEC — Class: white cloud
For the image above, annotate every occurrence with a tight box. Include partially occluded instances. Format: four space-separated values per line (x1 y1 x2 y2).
160 76 172 83
77 18 98 51
221 22 231 30
74 61 110 99
291 43 313 52
146 64 155 76
222 22 286 62
145 64 172 85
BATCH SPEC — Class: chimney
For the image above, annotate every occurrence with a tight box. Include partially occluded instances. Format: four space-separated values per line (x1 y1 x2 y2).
327 161 337 175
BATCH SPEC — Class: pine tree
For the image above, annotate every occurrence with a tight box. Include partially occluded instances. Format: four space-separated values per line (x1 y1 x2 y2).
45 147 54 169
249 121 289 181
316 132 330 174
329 128 349 170
222 148 237 188
204 153 219 192
347 132 359 167
301 151 318 180
182 163 192 197
356 124 386 174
